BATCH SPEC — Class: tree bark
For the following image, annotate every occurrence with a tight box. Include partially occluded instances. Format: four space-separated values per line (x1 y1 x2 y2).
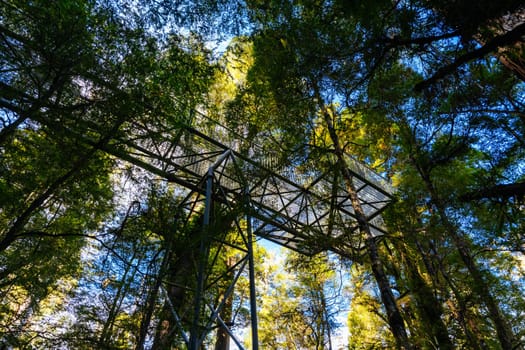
214 256 234 350
151 246 195 350
415 21 525 91
396 240 453 349
318 102 411 349
415 165 521 350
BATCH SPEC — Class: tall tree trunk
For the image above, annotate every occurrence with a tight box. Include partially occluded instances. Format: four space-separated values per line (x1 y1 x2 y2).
414 164 521 350
151 246 195 350
413 238 485 349
395 239 453 349
319 102 411 349
213 298 232 350
214 257 234 350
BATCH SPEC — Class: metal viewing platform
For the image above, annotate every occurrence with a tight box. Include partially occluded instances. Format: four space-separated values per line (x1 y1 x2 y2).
117 110 394 257
42 109 394 349
114 110 394 349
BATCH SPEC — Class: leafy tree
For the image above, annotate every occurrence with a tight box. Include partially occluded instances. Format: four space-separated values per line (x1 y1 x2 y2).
347 266 395 349
3 0 525 349
1 0 215 347
240 11 412 348
284 252 345 350
0 128 114 347
258 259 312 349
257 250 345 349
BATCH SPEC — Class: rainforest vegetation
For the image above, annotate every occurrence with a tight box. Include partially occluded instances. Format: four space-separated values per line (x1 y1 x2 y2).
1 0 524 348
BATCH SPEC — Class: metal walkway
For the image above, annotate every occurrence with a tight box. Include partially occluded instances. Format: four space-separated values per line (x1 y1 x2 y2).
117 110 394 349
120 111 394 257
49 109 394 348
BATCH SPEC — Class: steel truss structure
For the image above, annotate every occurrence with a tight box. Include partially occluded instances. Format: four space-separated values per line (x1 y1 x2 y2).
119 112 394 255
46 110 394 348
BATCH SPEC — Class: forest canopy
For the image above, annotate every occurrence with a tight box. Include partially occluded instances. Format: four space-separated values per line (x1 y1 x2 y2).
1 0 524 349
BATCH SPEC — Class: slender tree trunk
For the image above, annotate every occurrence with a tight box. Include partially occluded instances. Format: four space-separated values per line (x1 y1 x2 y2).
416 166 520 350
100 249 138 346
0 153 93 252
151 247 195 350
318 102 411 349
320 288 333 350
413 238 485 349
214 257 234 350
136 241 174 350
0 114 29 145
0 72 67 145
396 239 453 349
0 115 126 252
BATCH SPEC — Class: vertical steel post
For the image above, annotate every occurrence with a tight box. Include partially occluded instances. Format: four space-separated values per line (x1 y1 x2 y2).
190 168 214 350
245 193 259 350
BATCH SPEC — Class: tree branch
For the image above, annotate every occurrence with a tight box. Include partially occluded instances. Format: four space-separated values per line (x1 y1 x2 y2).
460 181 525 201
384 30 460 47
415 22 525 91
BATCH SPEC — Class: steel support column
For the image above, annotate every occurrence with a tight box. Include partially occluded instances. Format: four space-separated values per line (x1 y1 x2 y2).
246 209 259 350
189 167 214 350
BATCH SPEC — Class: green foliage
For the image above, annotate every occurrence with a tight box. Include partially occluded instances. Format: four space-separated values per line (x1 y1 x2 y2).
257 251 345 349
2 0 525 348
0 126 114 346
347 267 394 349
